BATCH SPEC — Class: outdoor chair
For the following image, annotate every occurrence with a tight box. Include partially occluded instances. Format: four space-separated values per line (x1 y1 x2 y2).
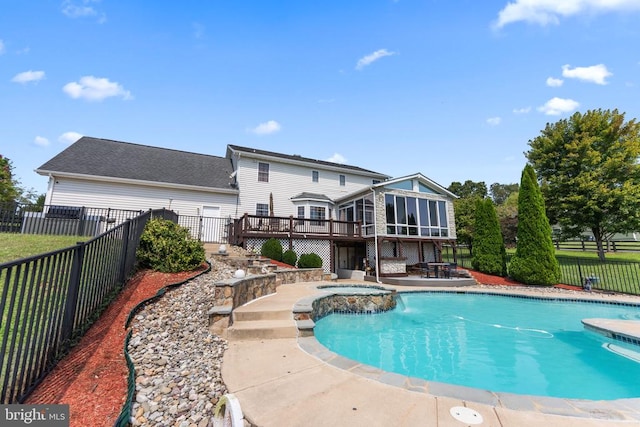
444 263 458 278
419 262 435 278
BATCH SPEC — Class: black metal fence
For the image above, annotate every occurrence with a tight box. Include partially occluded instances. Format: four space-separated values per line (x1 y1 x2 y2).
0 202 230 244
442 246 640 295
0 209 164 403
178 215 231 244
0 202 143 237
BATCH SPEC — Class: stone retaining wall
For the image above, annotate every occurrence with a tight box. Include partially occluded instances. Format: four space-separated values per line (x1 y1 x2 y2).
294 292 396 324
209 268 324 332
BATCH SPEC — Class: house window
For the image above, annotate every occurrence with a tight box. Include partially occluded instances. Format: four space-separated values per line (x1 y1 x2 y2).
297 206 305 225
256 203 269 216
339 175 346 186
310 206 325 225
258 162 269 182
386 195 448 237
373 179 381 185
312 170 319 182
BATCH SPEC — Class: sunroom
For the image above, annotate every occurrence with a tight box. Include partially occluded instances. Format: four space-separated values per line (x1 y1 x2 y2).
335 173 458 277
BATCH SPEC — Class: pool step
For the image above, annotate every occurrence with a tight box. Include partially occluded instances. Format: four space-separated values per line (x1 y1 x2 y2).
227 319 298 340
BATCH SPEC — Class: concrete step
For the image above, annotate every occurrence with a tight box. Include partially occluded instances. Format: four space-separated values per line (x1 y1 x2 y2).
232 308 292 322
227 319 298 341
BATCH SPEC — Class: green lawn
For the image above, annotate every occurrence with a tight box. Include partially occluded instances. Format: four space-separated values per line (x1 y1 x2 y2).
0 233 83 264
445 247 640 295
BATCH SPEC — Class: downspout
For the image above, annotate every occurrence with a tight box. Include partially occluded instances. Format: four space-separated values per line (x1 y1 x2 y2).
233 152 241 218
371 188 381 283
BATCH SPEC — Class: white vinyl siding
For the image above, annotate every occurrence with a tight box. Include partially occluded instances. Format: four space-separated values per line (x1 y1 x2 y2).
46 177 238 217
233 155 384 218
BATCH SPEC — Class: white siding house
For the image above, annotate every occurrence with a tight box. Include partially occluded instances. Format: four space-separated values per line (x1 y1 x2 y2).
226 145 388 220
36 137 459 275
36 137 239 219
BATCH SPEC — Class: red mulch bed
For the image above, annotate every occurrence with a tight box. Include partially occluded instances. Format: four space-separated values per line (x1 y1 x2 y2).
25 265 207 427
466 269 583 291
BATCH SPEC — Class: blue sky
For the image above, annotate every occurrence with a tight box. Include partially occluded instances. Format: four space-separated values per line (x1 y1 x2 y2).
3 0 640 196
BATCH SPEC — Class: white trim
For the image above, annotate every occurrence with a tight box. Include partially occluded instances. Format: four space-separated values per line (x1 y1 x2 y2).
227 147 388 178
36 171 239 194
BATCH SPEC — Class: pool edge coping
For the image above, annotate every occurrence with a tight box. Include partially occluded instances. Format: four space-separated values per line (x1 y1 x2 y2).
295 284 640 422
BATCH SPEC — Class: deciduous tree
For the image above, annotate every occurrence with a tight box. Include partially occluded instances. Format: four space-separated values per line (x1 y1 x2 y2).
526 109 640 261
490 182 519 205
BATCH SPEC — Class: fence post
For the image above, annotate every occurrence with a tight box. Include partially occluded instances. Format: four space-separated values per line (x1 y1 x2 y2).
576 257 583 285
119 220 132 284
61 242 86 342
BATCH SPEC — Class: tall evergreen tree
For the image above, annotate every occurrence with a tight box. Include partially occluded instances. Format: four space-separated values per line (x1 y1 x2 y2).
471 198 507 276
509 165 560 285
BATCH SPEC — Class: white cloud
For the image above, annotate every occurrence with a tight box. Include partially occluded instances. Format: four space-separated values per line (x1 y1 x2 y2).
34 136 50 147
326 153 347 164
0 40 5 55
486 117 502 126
58 132 83 144
546 77 563 87
62 0 106 23
356 49 396 70
561 64 612 85
513 106 531 114
494 0 640 28
11 70 45 84
250 120 281 135
63 76 132 101
537 97 580 115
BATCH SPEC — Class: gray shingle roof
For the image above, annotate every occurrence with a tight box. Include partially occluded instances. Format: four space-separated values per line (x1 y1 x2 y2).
227 144 389 178
36 137 235 189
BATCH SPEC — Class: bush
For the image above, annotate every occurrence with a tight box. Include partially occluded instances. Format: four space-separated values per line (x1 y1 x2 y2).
136 218 205 273
282 249 297 266
471 198 507 276
508 165 560 285
298 253 322 268
261 238 283 261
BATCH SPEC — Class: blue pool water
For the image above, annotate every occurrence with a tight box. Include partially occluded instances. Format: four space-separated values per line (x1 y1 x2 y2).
314 292 640 400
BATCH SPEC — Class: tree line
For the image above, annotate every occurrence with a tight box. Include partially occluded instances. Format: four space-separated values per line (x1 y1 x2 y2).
448 108 640 284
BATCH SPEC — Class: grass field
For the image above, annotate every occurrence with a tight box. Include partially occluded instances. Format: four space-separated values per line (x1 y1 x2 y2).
0 233 83 264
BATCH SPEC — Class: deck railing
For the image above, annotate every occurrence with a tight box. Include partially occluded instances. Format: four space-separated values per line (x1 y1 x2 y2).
230 214 362 244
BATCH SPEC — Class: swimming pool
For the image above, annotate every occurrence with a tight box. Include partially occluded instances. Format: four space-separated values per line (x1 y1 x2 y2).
314 292 640 400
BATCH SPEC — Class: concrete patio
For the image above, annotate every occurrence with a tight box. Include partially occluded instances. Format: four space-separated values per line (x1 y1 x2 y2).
221 280 640 427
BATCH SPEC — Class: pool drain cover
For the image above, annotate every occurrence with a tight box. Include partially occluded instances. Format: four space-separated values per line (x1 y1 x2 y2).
450 406 483 425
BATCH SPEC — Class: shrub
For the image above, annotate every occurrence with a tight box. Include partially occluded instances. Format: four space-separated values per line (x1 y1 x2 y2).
136 218 205 273
261 238 283 261
508 165 560 285
298 253 322 268
282 249 297 266
471 198 507 276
